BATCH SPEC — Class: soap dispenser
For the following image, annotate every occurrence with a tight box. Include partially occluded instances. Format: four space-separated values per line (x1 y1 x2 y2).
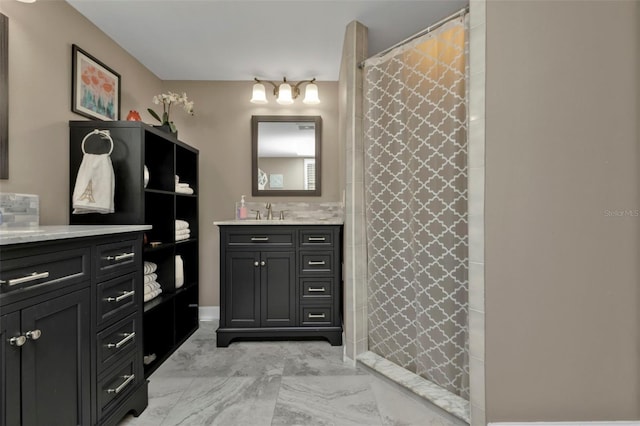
238 195 248 220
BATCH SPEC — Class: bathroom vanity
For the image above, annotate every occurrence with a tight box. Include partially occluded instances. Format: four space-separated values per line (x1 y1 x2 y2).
0 225 150 426
215 221 343 347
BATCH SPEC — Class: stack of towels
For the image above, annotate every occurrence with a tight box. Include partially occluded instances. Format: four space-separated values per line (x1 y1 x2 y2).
144 261 162 302
175 175 194 194
176 220 191 242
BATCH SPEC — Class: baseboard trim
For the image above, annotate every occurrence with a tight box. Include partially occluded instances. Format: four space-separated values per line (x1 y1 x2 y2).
489 422 640 426
199 306 219 321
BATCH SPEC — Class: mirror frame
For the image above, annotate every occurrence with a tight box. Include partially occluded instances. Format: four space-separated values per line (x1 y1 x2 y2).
0 14 8 179
251 115 322 197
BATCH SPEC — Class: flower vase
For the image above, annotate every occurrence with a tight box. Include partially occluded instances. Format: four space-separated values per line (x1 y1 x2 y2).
154 123 177 138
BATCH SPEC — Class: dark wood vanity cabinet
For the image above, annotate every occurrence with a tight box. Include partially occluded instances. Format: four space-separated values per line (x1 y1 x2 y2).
1 289 91 426
0 231 147 426
217 225 342 347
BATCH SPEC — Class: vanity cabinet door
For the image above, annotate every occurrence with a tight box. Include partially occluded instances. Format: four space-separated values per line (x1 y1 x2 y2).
0 312 20 426
260 251 295 327
225 251 261 328
20 288 91 426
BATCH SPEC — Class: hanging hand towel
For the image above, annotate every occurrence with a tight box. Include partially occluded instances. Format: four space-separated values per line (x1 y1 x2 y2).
72 153 115 214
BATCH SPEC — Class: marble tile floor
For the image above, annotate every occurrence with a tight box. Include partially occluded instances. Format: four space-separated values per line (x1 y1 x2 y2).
120 321 467 426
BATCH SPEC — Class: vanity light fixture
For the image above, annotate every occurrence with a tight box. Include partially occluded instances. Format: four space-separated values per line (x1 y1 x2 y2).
15 0 37 3
251 77 320 105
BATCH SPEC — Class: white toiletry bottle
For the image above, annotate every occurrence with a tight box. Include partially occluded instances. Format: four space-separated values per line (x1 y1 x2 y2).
238 195 248 219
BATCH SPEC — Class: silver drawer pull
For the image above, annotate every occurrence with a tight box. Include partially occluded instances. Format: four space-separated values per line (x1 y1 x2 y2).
188 304 199 308
107 332 135 349
25 329 41 341
106 374 135 394
308 237 326 242
105 252 135 262
105 290 135 303
250 237 269 241
308 313 326 319
1 271 50 287
9 336 26 347
308 261 326 266
308 287 326 292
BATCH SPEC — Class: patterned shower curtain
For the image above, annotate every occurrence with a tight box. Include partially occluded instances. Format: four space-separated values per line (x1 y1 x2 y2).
363 17 469 399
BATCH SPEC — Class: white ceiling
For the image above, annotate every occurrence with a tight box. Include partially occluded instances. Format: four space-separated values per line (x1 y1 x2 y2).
65 0 467 81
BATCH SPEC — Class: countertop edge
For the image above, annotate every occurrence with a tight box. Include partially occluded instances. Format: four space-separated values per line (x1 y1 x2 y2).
213 219 344 226
0 225 152 246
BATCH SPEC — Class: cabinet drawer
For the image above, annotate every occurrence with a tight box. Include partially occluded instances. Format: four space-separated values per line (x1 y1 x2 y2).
300 306 333 326
227 231 294 247
97 354 140 420
96 239 139 279
97 314 138 373
300 252 333 275
300 229 334 247
300 277 333 299
97 273 138 326
0 247 90 303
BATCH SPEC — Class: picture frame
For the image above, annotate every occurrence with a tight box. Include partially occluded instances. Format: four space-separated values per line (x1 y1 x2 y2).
71 44 120 121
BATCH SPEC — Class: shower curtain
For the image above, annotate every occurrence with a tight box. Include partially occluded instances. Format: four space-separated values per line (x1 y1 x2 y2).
363 16 469 399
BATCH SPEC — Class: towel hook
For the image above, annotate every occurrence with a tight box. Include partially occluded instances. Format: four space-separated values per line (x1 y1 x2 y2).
81 129 114 155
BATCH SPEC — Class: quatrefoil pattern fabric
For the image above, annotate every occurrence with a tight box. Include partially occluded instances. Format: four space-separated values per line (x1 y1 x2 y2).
364 18 469 399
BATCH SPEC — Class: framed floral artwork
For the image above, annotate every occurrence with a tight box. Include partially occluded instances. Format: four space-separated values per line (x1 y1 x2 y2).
71 44 120 121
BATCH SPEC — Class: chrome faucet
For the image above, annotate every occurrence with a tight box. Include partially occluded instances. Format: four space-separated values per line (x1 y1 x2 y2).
265 203 273 220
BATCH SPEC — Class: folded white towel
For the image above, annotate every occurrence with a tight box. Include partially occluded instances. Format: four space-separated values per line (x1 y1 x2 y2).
176 182 190 188
144 281 161 294
175 228 191 236
176 187 194 195
144 288 162 302
144 262 157 275
144 273 157 284
175 255 184 289
176 220 189 231
175 233 191 242
72 153 115 214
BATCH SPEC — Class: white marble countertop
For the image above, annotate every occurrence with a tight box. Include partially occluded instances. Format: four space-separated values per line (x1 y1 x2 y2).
214 218 344 226
0 225 152 246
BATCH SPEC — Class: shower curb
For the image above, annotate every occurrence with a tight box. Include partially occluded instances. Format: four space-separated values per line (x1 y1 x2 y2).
357 351 470 423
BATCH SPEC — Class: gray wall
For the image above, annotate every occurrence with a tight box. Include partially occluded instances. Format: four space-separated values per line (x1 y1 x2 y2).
485 0 640 421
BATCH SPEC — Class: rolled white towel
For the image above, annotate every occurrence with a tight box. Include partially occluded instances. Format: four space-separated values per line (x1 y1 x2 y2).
144 273 157 284
175 220 189 231
144 261 157 275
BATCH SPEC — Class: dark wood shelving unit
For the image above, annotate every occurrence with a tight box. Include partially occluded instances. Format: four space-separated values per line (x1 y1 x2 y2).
69 120 199 379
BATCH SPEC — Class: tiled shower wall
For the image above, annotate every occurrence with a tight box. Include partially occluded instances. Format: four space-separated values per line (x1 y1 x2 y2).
339 20 368 363
468 0 486 425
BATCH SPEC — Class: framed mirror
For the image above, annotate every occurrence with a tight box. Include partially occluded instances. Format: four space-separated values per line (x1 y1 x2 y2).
252 115 321 196
0 13 8 179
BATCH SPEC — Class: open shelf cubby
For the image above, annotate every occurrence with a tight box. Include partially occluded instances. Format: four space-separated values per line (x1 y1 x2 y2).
69 120 199 379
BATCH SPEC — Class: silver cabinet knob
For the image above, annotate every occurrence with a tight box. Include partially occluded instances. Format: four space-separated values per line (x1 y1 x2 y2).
26 329 42 340
254 261 259 267
9 336 26 346
260 261 266 266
